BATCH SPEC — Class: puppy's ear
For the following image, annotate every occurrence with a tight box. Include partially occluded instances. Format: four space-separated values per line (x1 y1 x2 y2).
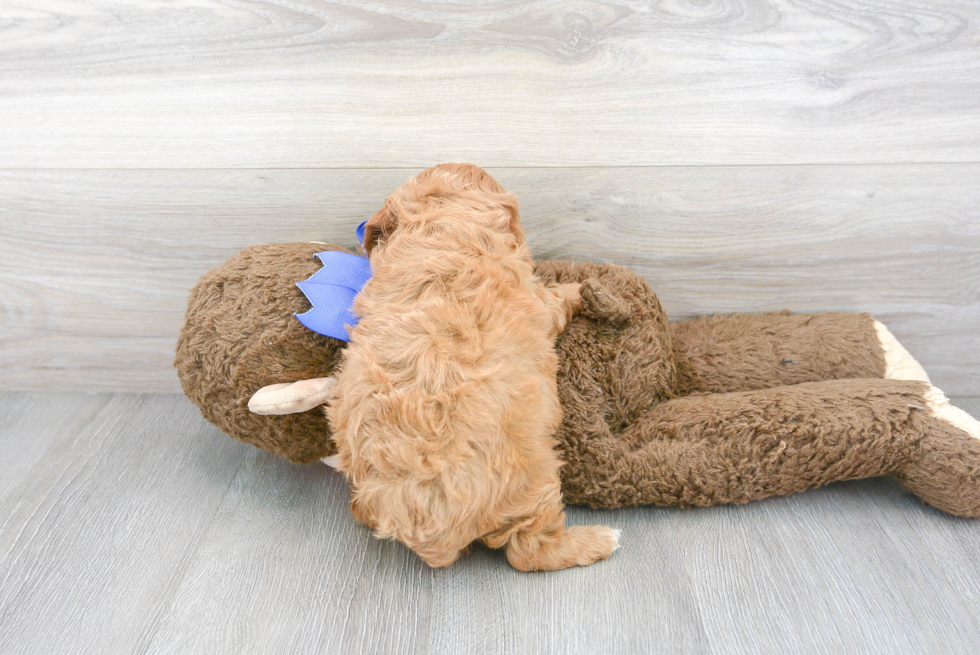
466 166 525 241
363 200 398 255
499 193 526 242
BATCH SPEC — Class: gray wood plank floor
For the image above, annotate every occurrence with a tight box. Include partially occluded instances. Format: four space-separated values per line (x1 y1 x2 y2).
1 392 979 654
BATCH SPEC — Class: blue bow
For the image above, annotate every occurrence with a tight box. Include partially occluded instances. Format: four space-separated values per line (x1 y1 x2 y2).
294 222 371 342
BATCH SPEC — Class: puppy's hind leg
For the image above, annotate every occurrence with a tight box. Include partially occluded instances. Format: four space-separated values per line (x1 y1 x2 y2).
509 522 621 572
540 282 584 339
486 483 620 571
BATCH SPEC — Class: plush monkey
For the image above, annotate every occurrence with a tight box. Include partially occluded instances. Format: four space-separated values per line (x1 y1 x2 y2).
176 243 980 517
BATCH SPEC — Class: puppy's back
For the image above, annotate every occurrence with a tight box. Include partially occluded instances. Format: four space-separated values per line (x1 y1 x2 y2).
329 250 564 565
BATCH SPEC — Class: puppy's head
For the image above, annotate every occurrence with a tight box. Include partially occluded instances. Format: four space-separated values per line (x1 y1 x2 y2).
362 163 524 259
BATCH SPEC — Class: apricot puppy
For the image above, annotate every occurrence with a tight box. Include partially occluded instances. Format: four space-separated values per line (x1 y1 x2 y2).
327 164 620 570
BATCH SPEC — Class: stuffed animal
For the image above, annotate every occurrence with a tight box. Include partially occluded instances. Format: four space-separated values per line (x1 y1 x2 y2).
175 242 980 517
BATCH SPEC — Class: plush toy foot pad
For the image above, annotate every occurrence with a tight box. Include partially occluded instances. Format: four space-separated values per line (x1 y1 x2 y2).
876 320 930 383
925 385 980 441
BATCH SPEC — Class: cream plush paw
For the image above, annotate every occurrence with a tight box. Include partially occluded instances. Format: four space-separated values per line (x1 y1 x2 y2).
924 386 980 440
874 320 930 383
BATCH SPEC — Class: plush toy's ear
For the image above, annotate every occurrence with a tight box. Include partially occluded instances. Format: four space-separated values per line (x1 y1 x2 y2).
362 200 398 255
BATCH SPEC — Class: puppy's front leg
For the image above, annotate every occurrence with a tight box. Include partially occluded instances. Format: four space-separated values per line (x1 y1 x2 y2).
540 282 584 339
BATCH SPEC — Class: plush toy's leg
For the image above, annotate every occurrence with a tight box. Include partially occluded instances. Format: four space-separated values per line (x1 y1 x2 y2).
560 378 980 517
670 312 928 395
895 386 980 517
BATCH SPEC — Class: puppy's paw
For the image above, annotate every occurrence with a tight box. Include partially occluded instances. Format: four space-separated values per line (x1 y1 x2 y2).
566 524 621 565
580 278 630 326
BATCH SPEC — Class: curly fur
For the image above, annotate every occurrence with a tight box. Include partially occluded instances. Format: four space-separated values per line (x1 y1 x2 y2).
326 164 618 570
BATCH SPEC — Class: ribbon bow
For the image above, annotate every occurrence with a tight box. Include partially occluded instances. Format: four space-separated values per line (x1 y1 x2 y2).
294 222 371 342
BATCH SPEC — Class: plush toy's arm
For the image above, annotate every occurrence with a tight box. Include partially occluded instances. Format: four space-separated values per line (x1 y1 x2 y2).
578 277 631 325
248 377 336 415
670 311 928 395
538 276 632 340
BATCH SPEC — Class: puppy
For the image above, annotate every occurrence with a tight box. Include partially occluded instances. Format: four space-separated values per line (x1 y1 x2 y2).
327 164 620 570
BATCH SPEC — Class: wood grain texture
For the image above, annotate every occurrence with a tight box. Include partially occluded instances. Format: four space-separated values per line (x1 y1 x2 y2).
0 393 247 655
2 165 977 393
424 505 711 654
887 398 980 637
0 0 978 168
146 449 707 654
670 476 980 654
145 447 434 655
0 392 109 503
1 393 979 653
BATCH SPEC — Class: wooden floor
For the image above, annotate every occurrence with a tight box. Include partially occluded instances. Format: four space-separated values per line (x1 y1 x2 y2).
0 392 978 654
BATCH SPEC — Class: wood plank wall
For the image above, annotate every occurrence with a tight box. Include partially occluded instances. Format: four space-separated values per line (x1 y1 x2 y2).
1 1 978 393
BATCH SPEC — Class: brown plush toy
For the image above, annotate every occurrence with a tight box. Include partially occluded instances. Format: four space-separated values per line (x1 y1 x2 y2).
176 241 980 518
175 170 980 520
